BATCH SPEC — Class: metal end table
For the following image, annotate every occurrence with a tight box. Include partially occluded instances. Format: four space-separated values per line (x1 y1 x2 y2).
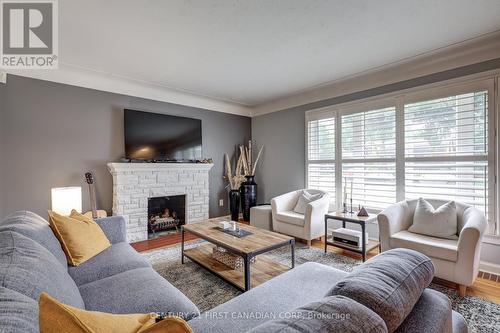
324 212 380 262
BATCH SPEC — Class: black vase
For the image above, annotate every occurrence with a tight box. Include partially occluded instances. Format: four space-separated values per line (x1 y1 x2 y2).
240 175 257 221
228 189 240 222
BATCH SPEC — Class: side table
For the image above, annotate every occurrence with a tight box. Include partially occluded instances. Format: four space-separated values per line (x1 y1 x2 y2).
324 212 380 262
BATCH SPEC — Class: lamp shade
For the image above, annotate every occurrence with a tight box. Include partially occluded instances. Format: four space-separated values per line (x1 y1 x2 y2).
51 187 82 216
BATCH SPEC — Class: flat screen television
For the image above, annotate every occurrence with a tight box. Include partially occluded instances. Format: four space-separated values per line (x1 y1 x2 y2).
124 109 202 162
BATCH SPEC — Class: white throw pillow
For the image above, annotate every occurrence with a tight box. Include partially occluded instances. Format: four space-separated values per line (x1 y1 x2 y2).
293 190 323 214
408 198 458 239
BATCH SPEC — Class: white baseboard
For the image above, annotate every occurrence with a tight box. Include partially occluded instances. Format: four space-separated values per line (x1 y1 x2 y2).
479 261 500 275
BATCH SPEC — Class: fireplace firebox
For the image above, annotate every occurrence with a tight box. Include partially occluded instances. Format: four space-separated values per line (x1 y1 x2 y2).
147 195 186 239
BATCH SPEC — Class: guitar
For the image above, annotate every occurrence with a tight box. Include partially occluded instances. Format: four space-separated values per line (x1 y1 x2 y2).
84 172 108 219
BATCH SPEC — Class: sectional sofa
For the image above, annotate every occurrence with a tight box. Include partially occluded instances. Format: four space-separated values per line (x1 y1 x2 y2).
0 211 467 332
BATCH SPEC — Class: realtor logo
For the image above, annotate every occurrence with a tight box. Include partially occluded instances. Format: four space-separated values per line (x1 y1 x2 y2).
1 0 58 69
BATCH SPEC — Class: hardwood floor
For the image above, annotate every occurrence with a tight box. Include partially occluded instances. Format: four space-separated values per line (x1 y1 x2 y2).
131 232 198 252
132 231 500 304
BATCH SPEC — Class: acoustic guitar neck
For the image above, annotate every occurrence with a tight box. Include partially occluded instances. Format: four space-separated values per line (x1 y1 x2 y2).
85 172 100 219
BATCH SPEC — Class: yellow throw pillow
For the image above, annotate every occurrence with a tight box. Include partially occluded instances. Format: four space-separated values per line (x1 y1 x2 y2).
47 209 111 266
39 293 192 333
70 209 105 225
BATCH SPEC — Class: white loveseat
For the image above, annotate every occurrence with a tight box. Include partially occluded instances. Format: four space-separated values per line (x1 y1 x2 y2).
378 198 486 296
271 189 330 246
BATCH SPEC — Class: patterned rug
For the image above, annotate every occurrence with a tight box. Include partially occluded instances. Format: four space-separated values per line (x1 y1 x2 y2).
142 241 500 333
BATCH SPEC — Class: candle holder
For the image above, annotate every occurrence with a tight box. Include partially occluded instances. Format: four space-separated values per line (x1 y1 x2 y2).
349 198 354 214
342 202 348 213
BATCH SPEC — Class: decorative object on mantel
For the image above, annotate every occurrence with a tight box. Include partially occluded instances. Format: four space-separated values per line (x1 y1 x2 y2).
357 206 369 217
239 141 264 221
120 157 214 164
224 153 246 221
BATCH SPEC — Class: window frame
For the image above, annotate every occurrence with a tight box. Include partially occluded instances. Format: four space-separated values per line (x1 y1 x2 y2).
305 75 498 236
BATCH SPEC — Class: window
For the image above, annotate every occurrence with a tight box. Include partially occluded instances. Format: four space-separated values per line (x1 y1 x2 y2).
404 91 492 232
307 117 336 202
341 107 396 210
306 79 497 235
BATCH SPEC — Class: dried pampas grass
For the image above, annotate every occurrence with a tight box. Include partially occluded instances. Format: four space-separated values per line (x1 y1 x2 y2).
225 153 246 190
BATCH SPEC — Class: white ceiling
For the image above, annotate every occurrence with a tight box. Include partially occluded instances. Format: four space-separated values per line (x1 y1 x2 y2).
59 0 500 106
24 1 500 112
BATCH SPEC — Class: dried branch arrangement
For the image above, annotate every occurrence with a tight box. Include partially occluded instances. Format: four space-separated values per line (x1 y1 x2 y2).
224 141 264 189
239 140 264 176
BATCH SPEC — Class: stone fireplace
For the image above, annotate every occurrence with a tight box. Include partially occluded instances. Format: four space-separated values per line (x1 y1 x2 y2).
108 163 213 242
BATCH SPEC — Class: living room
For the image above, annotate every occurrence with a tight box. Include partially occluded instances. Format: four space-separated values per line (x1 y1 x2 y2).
1 1 500 332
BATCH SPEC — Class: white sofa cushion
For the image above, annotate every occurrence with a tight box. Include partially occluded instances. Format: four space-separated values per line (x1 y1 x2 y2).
390 230 458 262
276 211 306 227
293 190 323 214
408 198 458 240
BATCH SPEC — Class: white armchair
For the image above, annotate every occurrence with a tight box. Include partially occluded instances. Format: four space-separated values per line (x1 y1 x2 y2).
271 189 330 246
378 199 486 296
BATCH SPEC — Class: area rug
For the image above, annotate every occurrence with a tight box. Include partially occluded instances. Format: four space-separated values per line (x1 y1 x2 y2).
142 241 500 333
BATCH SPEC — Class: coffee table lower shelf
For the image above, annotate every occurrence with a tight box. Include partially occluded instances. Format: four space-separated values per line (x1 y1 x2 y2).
183 244 290 291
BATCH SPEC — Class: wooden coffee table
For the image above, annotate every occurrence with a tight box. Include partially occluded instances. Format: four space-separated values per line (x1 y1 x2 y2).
181 220 295 291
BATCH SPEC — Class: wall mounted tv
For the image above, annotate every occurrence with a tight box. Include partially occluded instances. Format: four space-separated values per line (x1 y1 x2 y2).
124 109 202 162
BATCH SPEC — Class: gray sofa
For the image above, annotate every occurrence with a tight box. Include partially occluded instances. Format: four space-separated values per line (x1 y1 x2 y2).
0 211 200 332
188 254 468 333
0 211 468 333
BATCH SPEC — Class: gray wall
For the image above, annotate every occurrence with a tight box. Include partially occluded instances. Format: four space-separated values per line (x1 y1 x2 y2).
0 75 251 219
252 58 500 267
253 107 306 203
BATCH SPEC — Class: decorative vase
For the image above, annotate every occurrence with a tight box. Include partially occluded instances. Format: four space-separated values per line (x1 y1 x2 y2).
240 175 257 221
228 189 240 222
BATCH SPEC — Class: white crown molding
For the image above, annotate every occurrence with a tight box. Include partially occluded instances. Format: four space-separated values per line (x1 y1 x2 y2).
251 31 500 117
6 65 253 117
